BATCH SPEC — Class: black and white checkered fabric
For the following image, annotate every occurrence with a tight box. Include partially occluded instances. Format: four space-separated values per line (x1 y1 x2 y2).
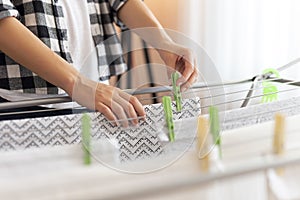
0 0 128 94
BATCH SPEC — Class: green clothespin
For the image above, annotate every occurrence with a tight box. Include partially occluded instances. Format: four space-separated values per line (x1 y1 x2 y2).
262 68 280 103
209 106 222 159
162 96 175 142
82 113 91 165
172 72 182 112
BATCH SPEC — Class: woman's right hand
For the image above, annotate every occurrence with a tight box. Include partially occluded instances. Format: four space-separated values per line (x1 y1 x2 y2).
72 75 145 127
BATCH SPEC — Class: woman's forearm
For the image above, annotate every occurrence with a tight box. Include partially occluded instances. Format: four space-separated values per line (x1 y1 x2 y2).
0 15 146 123
118 0 174 49
118 1 199 89
0 17 78 96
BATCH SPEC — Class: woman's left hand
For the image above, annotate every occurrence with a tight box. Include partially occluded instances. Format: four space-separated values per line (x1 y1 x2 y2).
157 42 198 91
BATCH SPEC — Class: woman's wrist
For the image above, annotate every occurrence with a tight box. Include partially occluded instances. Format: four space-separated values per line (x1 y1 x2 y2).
58 64 80 97
156 41 180 63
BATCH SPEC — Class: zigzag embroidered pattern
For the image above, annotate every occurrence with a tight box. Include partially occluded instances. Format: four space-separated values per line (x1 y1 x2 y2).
0 98 201 161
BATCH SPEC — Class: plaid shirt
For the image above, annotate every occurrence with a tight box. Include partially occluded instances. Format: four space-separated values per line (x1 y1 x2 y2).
0 0 128 94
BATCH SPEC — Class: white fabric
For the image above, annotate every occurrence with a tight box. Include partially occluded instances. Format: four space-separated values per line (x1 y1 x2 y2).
61 0 99 82
0 0 107 106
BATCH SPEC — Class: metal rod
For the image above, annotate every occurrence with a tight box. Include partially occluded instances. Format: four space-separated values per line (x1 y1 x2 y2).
0 96 71 110
277 57 300 72
240 76 260 108
104 153 300 200
0 79 249 110
0 78 298 111
142 40 158 104
139 79 300 103
11 86 295 125
123 79 252 95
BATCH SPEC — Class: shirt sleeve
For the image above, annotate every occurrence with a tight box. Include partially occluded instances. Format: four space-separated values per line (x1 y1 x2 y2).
0 0 19 20
109 0 128 27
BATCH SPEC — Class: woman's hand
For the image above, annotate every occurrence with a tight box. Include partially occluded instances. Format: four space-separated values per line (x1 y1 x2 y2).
72 75 145 127
0 17 145 127
158 42 199 91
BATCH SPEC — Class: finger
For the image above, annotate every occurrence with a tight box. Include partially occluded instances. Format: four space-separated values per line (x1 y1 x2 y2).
188 62 199 84
181 67 198 92
119 92 146 120
96 102 118 126
111 101 129 128
167 67 176 83
114 94 139 126
177 57 195 85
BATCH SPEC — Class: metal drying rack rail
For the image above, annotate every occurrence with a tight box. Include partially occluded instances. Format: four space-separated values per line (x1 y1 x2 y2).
0 56 299 114
0 56 297 111
0 77 299 111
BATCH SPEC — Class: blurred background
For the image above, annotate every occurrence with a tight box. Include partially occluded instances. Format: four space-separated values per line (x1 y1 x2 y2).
145 0 300 81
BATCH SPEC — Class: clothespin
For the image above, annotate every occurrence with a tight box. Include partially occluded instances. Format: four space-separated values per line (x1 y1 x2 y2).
209 106 222 159
273 113 286 175
172 72 182 112
82 113 91 165
162 96 175 142
262 68 280 103
197 116 210 172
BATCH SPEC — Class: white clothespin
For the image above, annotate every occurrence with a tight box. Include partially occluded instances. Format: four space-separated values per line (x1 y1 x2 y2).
273 113 286 175
197 116 210 172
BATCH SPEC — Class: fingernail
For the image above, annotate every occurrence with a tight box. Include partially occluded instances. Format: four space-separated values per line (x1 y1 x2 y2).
122 124 129 129
133 123 139 128
177 78 185 86
142 115 146 121
177 81 184 86
181 86 188 92
132 119 138 127
111 121 119 127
